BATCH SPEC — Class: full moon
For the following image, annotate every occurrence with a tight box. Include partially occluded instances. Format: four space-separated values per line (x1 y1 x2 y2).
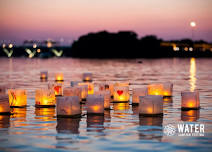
190 21 196 27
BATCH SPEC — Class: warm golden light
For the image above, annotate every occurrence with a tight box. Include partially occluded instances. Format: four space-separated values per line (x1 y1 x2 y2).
55 73 64 81
8 43 13 48
163 83 173 97
37 49 41 53
40 71 48 79
35 89 56 107
147 84 163 96
47 41 52 48
113 86 129 102
189 58 196 92
33 44 37 49
181 91 200 110
0 95 10 114
86 95 104 114
181 110 200 122
82 73 93 82
8 89 27 107
190 21 196 27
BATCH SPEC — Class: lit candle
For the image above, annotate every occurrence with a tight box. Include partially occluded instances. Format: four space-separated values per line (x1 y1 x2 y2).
55 73 64 81
132 88 148 105
113 86 129 102
82 73 93 82
181 91 200 110
163 83 173 97
8 89 27 107
40 71 48 80
147 84 163 96
0 95 10 114
35 89 56 107
139 95 163 116
95 90 111 110
78 82 94 95
86 95 104 115
56 96 81 118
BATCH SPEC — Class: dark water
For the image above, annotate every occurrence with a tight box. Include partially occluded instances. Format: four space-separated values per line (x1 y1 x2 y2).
0 58 212 152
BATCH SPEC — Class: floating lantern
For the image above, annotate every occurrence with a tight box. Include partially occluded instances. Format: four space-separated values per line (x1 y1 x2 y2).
77 85 88 101
181 110 200 122
86 95 104 115
35 89 56 107
40 71 48 80
0 85 6 95
56 96 81 118
82 73 93 82
0 95 10 114
95 91 111 110
132 88 148 105
113 86 129 102
139 95 163 116
163 83 173 97
78 82 94 95
147 84 163 96
8 89 27 107
49 83 63 96
55 73 64 81
181 91 200 110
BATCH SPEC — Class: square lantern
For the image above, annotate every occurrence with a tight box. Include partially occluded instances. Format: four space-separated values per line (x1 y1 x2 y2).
139 95 163 116
95 91 111 110
40 71 48 80
163 83 173 97
56 96 81 118
77 85 88 101
86 95 104 115
49 83 63 96
63 87 81 100
0 95 10 115
78 82 94 95
132 88 148 105
181 91 200 110
55 73 64 82
147 84 164 96
35 89 56 108
82 73 93 82
8 89 27 107
113 86 129 102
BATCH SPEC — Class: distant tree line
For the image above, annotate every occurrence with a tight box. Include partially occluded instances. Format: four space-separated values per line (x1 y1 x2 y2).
1 30 212 58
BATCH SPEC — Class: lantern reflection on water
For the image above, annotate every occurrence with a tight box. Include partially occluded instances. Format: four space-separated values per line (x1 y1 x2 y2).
113 103 130 111
113 86 129 102
0 95 10 114
163 83 173 97
132 88 148 105
40 71 48 80
56 96 81 118
87 115 104 133
82 73 93 82
181 110 200 122
95 90 111 110
86 95 104 115
147 84 163 96
35 89 56 107
181 91 200 110
55 73 64 82
8 89 27 107
139 95 163 116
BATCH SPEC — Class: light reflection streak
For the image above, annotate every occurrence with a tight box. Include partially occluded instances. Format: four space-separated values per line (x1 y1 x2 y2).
189 58 196 91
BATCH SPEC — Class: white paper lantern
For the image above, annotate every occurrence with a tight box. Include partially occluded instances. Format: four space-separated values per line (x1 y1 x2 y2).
163 83 173 97
82 73 93 82
8 89 27 107
95 91 111 109
35 89 56 107
181 91 200 110
132 88 148 105
113 86 129 102
147 84 163 96
57 96 81 117
40 71 48 80
139 95 163 116
86 95 104 115
63 87 81 100
55 73 64 81
78 82 94 95
0 95 10 114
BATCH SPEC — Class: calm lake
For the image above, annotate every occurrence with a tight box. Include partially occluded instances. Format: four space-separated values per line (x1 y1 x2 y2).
0 58 212 152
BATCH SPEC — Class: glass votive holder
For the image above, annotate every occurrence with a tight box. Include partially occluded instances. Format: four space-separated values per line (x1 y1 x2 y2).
0 95 10 115
132 88 148 105
95 90 111 110
82 73 93 82
113 86 129 102
35 89 56 108
139 95 163 116
40 71 48 80
147 84 164 96
86 94 104 115
163 83 173 97
8 89 27 107
56 96 81 118
181 91 200 110
55 73 64 82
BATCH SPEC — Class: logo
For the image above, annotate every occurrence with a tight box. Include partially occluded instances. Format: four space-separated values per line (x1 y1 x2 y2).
164 123 204 136
164 124 176 136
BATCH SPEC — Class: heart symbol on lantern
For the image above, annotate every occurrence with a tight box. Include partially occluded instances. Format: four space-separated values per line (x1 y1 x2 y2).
54 86 60 94
117 90 123 96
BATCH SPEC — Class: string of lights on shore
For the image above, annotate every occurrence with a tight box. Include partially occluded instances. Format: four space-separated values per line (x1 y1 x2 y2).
0 72 200 118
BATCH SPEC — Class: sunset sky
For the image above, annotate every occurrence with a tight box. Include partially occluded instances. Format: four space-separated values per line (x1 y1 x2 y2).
0 0 212 45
